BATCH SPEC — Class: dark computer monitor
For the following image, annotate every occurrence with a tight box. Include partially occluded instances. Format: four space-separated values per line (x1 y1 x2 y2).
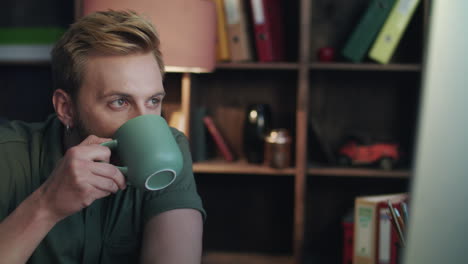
403 1 468 263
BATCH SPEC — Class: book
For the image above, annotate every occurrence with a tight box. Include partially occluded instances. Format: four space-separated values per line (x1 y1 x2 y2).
190 107 209 162
213 0 231 61
378 204 393 264
223 0 254 61
0 2 66 62
203 116 235 162
368 0 421 64
354 193 408 264
342 210 354 264
341 0 397 63
249 0 285 62
387 202 405 264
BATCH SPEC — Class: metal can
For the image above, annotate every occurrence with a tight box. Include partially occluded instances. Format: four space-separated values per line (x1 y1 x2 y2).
264 129 292 169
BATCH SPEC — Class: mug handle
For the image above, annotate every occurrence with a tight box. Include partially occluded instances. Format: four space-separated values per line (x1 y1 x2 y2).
100 139 129 175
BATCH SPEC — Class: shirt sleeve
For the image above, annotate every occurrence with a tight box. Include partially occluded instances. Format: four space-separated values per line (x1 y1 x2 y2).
0 141 29 221
142 129 206 223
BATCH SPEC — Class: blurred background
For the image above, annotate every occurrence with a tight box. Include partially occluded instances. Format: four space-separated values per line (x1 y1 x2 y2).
0 0 432 264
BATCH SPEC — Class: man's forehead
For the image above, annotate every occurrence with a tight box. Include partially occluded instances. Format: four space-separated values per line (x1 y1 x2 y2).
81 53 164 97
84 53 161 79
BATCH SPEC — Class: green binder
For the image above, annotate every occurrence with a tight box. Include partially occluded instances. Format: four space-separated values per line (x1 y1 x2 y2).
342 0 396 63
0 27 65 45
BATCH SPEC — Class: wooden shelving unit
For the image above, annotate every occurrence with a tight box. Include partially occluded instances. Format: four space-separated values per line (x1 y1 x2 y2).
0 0 427 263
183 0 429 263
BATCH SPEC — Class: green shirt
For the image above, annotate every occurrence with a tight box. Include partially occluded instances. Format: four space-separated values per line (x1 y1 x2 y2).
0 115 205 263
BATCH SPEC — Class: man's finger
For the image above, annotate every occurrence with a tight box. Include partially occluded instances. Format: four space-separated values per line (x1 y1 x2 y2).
68 145 112 163
89 162 127 190
86 174 121 193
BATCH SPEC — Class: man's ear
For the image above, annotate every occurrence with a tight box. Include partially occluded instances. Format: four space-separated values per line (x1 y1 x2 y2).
52 89 75 128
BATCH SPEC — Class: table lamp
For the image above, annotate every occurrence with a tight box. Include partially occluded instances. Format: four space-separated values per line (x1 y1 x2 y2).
77 0 217 135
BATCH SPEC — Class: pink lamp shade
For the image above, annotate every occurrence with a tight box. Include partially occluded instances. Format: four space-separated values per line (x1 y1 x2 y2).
81 0 217 73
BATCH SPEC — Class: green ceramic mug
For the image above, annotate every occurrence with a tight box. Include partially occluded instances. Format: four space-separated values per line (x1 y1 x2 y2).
101 114 183 191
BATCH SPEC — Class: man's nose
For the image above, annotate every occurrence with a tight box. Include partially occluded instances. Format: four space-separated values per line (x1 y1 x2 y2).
133 104 151 118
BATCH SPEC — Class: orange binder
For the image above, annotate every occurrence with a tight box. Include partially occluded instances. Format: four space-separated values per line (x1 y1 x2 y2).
223 0 253 61
250 0 285 62
213 0 231 61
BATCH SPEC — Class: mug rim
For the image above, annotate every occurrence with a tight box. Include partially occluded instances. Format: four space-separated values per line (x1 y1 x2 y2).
144 168 177 191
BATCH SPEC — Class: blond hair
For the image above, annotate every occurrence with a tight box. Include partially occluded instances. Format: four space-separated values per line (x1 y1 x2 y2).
51 10 164 99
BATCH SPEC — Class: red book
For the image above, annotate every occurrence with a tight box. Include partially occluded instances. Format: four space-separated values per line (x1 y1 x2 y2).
390 222 400 264
249 0 285 62
342 221 354 264
203 116 235 162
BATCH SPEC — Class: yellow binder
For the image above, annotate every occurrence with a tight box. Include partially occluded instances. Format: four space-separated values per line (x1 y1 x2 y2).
223 0 253 61
369 0 421 64
213 0 230 61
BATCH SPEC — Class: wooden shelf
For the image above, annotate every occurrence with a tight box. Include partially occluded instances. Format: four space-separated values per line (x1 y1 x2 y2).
0 60 51 66
216 62 299 70
193 159 295 175
194 160 410 178
308 167 411 178
202 251 294 264
309 62 422 72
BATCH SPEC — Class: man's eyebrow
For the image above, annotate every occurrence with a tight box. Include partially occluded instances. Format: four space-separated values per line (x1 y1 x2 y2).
99 92 132 99
150 92 166 98
99 91 166 99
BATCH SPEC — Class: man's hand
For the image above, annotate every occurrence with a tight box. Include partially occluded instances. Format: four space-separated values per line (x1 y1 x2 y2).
38 135 127 222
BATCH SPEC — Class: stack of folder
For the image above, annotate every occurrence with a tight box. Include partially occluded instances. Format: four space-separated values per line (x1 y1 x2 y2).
214 0 285 62
353 193 409 264
341 0 421 64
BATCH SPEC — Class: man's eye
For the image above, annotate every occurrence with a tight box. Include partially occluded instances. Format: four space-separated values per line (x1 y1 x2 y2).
110 98 127 107
150 97 161 105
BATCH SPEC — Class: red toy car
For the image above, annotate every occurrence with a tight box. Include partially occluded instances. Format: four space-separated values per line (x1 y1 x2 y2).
337 140 400 170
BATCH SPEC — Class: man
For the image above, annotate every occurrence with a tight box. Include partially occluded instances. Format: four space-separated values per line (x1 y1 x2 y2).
0 10 205 264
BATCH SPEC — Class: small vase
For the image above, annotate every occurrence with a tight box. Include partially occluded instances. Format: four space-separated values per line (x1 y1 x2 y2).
243 104 272 164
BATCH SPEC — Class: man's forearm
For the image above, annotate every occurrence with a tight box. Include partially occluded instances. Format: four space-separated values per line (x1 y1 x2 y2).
0 188 59 264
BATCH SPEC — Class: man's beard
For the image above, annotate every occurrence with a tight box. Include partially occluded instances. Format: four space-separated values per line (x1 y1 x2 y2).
72 112 122 165
73 116 91 143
